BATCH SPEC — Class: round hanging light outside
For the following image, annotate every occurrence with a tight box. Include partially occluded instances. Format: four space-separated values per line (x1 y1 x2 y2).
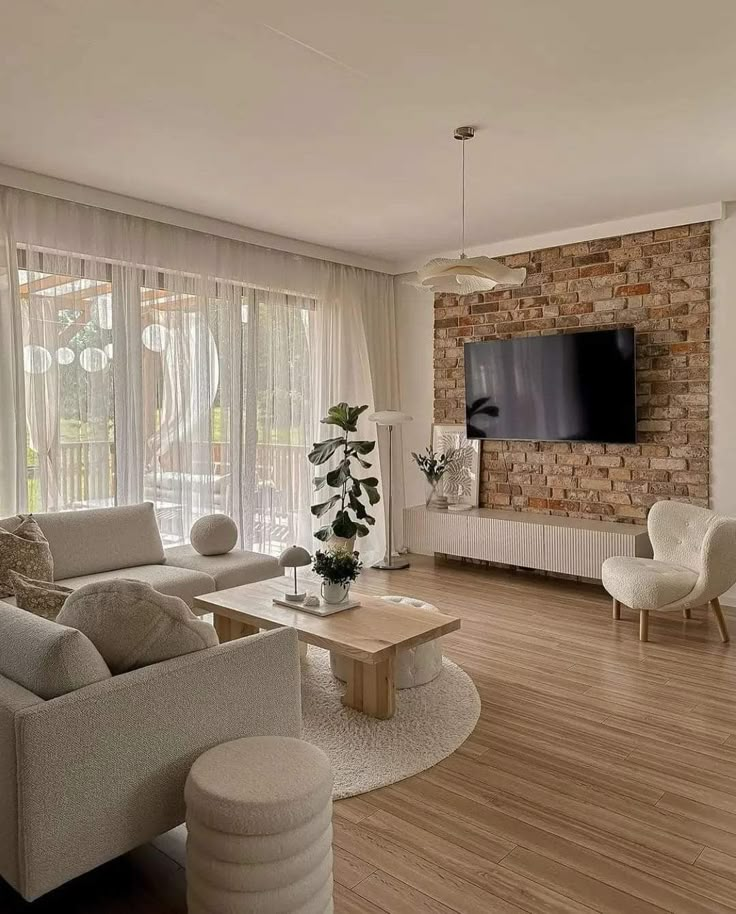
56 346 75 366
23 345 52 375
80 347 109 372
142 323 169 352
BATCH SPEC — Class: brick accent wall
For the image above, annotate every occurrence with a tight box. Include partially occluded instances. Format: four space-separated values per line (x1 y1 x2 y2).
433 223 710 522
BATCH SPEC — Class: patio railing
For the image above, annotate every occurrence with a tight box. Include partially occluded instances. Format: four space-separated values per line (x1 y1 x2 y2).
29 440 306 514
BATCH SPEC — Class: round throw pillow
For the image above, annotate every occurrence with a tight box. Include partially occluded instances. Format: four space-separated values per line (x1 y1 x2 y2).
191 514 238 556
56 579 219 674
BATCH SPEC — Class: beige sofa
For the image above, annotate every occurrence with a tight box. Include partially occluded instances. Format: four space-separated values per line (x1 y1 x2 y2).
0 503 294 901
0 624 301 901
0 503 280 608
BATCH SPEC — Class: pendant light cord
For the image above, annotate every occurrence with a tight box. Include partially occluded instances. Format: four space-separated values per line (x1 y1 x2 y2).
461 138 466 258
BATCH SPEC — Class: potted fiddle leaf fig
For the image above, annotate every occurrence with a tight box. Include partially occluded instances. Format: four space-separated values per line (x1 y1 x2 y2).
308 402 380 547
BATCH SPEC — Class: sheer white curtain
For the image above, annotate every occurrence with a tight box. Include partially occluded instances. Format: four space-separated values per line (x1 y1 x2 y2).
0 187 397 563
0 195 25 516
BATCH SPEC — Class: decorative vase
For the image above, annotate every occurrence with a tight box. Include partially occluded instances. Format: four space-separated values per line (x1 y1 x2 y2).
322 581 351 604
425 476 448 509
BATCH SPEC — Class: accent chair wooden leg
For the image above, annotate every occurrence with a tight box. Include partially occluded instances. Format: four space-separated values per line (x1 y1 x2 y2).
612 599 621 621
682 608 691 620
711 598 730 644
639 610 649 642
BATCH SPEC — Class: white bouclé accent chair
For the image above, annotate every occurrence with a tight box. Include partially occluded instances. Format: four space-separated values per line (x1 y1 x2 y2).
602 501 736 643
330 595 444 688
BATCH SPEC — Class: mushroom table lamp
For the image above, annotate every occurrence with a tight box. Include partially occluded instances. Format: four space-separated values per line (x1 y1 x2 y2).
278 545 312 601
369 410 413 571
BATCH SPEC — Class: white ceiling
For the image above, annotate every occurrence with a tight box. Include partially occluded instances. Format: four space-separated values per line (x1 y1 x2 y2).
1 0 735 270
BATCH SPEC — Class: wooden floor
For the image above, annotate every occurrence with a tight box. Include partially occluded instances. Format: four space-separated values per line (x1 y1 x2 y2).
4 555 736 913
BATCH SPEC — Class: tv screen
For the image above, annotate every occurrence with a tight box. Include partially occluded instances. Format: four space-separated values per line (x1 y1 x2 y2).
464 328 636 443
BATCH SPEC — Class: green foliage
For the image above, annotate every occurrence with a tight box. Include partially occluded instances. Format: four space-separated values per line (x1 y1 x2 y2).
312 547 363 585
411 446 455 483
308 402 379 541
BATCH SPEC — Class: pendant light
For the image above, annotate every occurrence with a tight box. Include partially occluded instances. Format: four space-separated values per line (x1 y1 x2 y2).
413 127 526 295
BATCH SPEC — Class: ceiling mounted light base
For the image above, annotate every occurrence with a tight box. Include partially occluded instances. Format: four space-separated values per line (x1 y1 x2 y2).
409 126 527 296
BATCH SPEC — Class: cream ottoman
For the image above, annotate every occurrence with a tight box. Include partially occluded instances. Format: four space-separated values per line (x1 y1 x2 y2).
330 595 444 689
185 736 334 914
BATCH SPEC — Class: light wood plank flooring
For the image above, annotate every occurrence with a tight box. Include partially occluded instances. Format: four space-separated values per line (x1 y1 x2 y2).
3 555 736 913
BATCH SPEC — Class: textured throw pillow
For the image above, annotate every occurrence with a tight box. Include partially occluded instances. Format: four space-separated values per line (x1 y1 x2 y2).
0 515 53 598
9 570 72 620
0 602 111 700
57 579 219 674
190 513 239 556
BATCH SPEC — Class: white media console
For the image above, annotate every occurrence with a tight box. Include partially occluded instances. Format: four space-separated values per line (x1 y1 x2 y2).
403 505 652 580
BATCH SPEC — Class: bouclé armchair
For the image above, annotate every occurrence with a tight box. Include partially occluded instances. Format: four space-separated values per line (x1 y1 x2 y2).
602 501 736 643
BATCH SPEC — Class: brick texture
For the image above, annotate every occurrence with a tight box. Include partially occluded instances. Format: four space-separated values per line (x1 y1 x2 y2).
433 223 710 522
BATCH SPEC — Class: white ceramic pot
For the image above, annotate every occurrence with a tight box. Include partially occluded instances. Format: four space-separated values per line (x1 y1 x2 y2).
322 581 351 604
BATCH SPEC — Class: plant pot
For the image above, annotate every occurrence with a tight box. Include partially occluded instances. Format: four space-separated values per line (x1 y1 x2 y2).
327 534 357 552
321 581 351 604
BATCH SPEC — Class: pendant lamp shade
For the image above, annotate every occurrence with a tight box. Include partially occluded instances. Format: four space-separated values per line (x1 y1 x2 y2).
410 126 526 295
416 255 527 295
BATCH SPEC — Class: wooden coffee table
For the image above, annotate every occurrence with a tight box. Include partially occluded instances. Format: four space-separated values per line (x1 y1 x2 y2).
194 577 461 720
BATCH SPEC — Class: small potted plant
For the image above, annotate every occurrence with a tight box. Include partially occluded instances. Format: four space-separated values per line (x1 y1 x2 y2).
411 446 454 508
312 547 363 604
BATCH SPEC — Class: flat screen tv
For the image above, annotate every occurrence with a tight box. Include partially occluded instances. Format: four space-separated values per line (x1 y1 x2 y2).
464 327 636 443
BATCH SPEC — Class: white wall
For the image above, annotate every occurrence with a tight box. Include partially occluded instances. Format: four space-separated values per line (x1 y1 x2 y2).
710 203 736 604
394 274 434 529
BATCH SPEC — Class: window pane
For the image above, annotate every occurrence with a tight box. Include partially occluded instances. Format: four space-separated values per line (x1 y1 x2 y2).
245 290 315 553
18 263 115 511
140 278 223 543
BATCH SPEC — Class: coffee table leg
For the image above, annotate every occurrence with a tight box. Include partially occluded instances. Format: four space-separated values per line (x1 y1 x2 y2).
343 656 396 719
213 614 259 642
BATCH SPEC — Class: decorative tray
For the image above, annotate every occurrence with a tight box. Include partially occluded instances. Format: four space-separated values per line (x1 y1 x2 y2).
272 596 361 616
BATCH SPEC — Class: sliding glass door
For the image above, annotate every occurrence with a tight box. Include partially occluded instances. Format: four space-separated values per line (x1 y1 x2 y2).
18 250 116 513
16 246 316 552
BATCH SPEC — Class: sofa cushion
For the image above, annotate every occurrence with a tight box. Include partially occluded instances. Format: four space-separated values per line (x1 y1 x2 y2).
57 580 219 674
0 603 111 699
8 571 72 620
58 564 216 608
165 545 280 591
29 503 165 580
601 556 698 610
0 516 53 598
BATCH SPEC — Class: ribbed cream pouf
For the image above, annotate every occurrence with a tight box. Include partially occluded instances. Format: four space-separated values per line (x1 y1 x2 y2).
185 736 334 914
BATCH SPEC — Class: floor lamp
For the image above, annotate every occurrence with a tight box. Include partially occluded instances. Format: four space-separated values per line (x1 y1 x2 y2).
369 410 413 570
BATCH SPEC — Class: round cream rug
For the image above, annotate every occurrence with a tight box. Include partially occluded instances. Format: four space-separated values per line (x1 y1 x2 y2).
300 647 481 799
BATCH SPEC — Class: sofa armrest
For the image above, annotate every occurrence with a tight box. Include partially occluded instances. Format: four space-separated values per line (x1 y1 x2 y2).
13 627 301 901
0 676 44 895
